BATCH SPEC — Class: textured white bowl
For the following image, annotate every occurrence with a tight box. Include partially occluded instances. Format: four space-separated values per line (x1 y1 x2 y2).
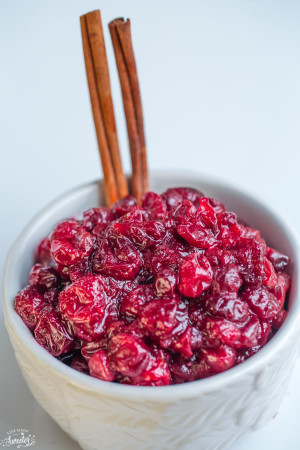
3 171 300 450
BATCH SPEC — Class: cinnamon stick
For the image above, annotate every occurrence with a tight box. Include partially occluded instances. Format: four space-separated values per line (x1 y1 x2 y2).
109 18 149 201
80 11 128 205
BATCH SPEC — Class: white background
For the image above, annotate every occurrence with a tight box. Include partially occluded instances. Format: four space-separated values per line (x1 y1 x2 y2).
1 0 300 448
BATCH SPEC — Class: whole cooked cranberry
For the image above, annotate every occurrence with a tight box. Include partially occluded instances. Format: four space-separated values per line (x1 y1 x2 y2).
266 247 290 272
178 254 212 298
206 293 249 323
142 192 167 219
272 272 291 308
111 195 138 217
234 237 265 285
59 274 118 342
57 256 92 283
177 223 217 249
93 237 142 280
29 264 60 291
201 345 236 374
242 286 281 320
120 284 154 318
132 346 171 386
196 197 219 233
150 244 182 274
238 315 260 349
211 264 242 294
83 207 115 237
50 220 94 266
263 258 278 289
154 268 177 297
202 316 241 349
161 187 204 210
170 326 193 358
34 308 74 356
89 350 115 381
108 333 151 378
218 212 245 249
206 248 235 267
36 235 53 265
172 200 197 226
81 340 107 362
114 220 166 250
15 285 45 330
170 353 204 383
70 354 89 374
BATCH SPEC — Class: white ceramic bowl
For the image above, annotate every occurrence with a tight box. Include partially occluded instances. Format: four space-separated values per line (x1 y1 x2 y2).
3 171 300 450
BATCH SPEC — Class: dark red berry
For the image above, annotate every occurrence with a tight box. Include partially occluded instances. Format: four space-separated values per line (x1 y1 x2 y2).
178 253 212 298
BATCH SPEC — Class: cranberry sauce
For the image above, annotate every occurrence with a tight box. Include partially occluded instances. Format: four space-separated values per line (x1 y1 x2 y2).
14 188 291 386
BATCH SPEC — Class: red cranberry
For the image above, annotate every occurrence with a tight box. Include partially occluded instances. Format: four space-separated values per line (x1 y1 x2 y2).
272 309 288 330
242 286 281 320
36 235 53 265
263 258 278 289
120 284 154 318
238 315 260 349
70 354 89 374
81 340 107 362
114 220 166 250
34 308 74 356
272 272 291 308
267 247 290 272
201 345 236 374
142 192 167 219
202 316 241 349
93 237 142 280
161 187 204 210
108 333 151 378
154 268 177 297
111 195 139 217
206 293 249 323
132 346 171 386
83 207 115 237
89 350 115 381
15 285 45 331
178 254 212 298
59 274 118 342
50 220 94 266
211 264 242 294
29 263 60 291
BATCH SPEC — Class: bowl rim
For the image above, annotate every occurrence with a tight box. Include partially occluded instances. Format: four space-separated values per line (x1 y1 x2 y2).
3 170 300 401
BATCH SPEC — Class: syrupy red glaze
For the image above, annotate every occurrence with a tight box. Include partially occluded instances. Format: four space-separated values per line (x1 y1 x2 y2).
14 187 291 386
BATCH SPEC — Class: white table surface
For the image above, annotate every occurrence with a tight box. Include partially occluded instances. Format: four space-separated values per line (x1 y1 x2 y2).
1 1 300 449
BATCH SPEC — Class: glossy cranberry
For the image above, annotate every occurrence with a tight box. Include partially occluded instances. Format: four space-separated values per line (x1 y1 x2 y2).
59 274 118 342
89 350 115 381
111 195 138 217
15 187 291 386
202 316 241 349
161 187 204 210
154 268 177 297
36 235 53 265
83 207 115 238
15 285 45 330
242 286 281 320
29 264 60 291
108 333 151 378
178 254 212 298
34 308 74 356
266 247 290 272
206 293 249 323
201 345 236 374
70 354 89 374
120 284 154 318
142 191 167 219
50 220 94 266
93 237 142 280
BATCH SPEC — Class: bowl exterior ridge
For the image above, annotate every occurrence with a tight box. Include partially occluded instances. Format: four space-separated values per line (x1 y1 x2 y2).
3 172 300 450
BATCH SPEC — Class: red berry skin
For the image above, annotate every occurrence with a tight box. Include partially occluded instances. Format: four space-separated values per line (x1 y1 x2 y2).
89 350 115 381
239 315 260 349
266 247 290 272
206 293 249 323
34 308 74 356
83 207 115 238
263 258 278 289
132 347 171 386
111 195 139 218
29 263 60 291
211 264 242 294
36 235 53 265
120 284 154 318
242 286 281 320
59 274 118 342
201 345 236 374
81 340 107 362
202 316 242 349
50 220 94 266
178 254 212 298
272 272 291 308
154 268 178 297
15 285 45 331
92 237 142 281
161 187 204 210
108 333 151 378
114 220 166 251
142 192 167 219
272 309 288 330
70 355 89 374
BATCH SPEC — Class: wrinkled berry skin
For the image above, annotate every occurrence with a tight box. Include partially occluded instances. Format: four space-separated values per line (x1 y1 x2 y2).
15 187 291 386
